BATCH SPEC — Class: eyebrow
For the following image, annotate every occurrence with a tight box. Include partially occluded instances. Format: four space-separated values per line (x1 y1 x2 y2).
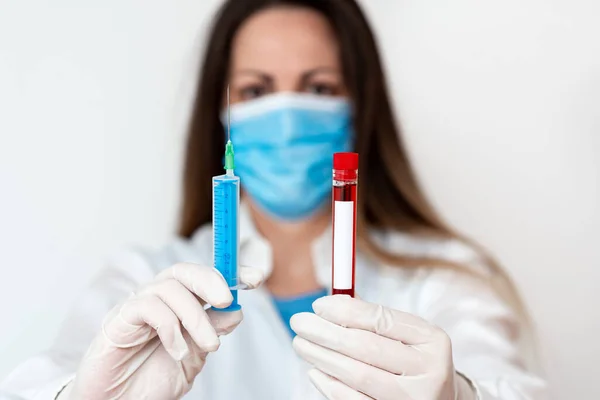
232 69 272 83
232 66 341 82
301 67 340 81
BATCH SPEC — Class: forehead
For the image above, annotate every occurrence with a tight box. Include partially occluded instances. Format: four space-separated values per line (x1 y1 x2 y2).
230 6 340 73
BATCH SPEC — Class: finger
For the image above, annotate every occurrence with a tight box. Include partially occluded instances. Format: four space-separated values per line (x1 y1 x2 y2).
238 266 264 289
308 369 374 400
290 313 425 375
155 263 233 308
312 296 438 344
138 279 220 352
180 331 208 381
206 308 244 335
175 311 243 381
208 266 263 290
293 336 409 400
104 295 189 361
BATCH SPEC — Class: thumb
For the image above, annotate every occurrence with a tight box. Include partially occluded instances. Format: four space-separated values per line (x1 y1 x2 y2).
206 308 244 336
239 266 264 290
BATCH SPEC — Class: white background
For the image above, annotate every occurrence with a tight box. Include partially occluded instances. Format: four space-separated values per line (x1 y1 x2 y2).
0 1 598 399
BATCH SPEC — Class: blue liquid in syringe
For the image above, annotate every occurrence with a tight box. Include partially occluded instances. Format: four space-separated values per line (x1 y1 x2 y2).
212 173 241 311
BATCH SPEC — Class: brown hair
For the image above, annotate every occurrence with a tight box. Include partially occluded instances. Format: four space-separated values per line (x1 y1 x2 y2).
181 0 448 243
179 0 525 316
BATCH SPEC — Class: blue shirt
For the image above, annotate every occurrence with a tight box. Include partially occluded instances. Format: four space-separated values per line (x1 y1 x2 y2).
271 288 328 338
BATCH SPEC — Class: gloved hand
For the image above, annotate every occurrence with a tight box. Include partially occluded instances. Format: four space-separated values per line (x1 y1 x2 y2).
59 263 263 400
291 295 478 400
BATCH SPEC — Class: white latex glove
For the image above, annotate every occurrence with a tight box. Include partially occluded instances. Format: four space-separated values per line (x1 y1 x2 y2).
291 295 478 400
59 263 263 400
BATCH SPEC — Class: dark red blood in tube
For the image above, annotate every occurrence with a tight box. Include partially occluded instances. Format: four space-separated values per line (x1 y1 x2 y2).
331 152 358 297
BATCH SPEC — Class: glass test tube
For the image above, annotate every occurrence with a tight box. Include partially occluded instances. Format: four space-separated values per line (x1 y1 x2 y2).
331 152 359 297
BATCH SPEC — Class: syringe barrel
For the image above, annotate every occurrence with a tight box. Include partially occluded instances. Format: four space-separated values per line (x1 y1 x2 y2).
212 173 241 311
331 152 359 297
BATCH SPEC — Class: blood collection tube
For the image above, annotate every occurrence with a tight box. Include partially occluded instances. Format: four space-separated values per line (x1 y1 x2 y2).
331 152 358 297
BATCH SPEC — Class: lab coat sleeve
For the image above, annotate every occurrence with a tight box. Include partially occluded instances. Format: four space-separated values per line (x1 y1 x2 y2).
415 268 547 400
0 247 159 400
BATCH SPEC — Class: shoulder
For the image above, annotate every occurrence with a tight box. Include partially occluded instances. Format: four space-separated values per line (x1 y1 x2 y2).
370 229 492 284
104 223 213 281
383 230 489 272
369 230 509 312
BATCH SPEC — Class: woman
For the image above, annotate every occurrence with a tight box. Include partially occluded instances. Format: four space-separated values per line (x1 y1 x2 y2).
1 0 546 399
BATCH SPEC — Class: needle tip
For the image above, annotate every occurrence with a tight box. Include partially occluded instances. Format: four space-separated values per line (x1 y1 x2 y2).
226 85 231 142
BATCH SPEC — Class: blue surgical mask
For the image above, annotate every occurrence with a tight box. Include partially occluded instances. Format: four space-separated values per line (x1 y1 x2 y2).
224 92 353 221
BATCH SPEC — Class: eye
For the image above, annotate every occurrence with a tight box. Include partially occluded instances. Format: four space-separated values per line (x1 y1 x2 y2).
306 83 336 96
240 85 268 100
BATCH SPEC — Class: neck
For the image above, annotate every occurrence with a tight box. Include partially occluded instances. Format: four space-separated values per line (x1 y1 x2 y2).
248 201 330 247
247 199 330 297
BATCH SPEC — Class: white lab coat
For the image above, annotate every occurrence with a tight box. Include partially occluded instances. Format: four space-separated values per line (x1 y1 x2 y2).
1 203 546 399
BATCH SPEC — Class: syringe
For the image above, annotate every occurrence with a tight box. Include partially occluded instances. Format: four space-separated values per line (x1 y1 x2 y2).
212 86 241 311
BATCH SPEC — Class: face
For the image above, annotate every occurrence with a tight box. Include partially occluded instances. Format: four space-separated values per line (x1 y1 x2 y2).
228 6 348 104
225 6 353 223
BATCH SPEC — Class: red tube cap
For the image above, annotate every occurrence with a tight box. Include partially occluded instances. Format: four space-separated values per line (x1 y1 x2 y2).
333 152 359 170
